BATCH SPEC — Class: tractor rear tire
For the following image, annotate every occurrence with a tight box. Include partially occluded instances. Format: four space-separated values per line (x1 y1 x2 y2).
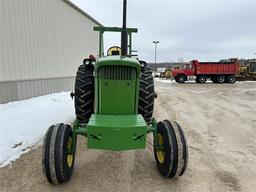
139 68 155 124
154 120 189 178
74 64 94 124
42 124 75 184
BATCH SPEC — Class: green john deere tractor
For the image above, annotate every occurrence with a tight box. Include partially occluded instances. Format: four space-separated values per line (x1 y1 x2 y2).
42 0 189 184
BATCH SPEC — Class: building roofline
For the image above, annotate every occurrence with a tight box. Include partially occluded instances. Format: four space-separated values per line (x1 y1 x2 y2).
63 0 103 27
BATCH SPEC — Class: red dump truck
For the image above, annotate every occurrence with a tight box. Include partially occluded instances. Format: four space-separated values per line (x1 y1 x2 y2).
172 59 240 83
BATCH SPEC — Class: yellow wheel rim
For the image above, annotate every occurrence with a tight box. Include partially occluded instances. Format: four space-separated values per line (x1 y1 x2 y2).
67 136 73 168
156 133 165 164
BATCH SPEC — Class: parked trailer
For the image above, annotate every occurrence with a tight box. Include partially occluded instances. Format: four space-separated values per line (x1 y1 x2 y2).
172 59 239 83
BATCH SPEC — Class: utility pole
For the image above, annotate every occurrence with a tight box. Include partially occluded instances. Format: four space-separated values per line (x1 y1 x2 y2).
153 41 159 77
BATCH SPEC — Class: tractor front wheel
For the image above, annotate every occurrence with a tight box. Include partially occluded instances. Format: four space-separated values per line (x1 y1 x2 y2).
42 123 75 184
154 120 189 178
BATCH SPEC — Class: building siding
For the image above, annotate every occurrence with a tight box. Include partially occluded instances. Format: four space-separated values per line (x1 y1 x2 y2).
0 0 100 103
0 77 75 103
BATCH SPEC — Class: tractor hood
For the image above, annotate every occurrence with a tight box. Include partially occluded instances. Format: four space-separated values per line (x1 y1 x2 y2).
95 56 141 77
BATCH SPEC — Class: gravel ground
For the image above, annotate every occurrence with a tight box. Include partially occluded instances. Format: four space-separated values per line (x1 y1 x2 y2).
0 80 255 192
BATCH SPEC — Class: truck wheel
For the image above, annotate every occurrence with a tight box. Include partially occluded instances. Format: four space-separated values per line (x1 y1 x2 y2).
211 76 218 83
139 67 155 124
216 75 225 83
42 124 75 184
176 75 186 83
74 64 94 124
154 120 189 178
227 75 236 83
197 75 206 83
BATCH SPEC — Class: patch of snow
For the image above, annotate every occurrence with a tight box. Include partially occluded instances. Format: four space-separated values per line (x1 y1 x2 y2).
237 81 256 83
154 78 215 84
242 88 256 92
0 92 75 167
154 78 175 84
189 90 209 94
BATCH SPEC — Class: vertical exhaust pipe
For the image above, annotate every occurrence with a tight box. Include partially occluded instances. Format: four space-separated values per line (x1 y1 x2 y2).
121 0 128 56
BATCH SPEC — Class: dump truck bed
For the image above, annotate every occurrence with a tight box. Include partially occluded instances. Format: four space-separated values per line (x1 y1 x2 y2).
196 61 239 75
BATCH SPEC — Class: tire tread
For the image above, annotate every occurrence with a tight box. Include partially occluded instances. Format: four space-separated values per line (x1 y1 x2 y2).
74 64 94 124
138 68 155 124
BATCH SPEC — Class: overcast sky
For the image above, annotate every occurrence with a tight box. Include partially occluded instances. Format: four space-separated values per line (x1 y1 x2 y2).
71 0 255 62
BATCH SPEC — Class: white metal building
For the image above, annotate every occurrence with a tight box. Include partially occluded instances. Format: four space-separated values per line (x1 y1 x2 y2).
0 0 102 103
